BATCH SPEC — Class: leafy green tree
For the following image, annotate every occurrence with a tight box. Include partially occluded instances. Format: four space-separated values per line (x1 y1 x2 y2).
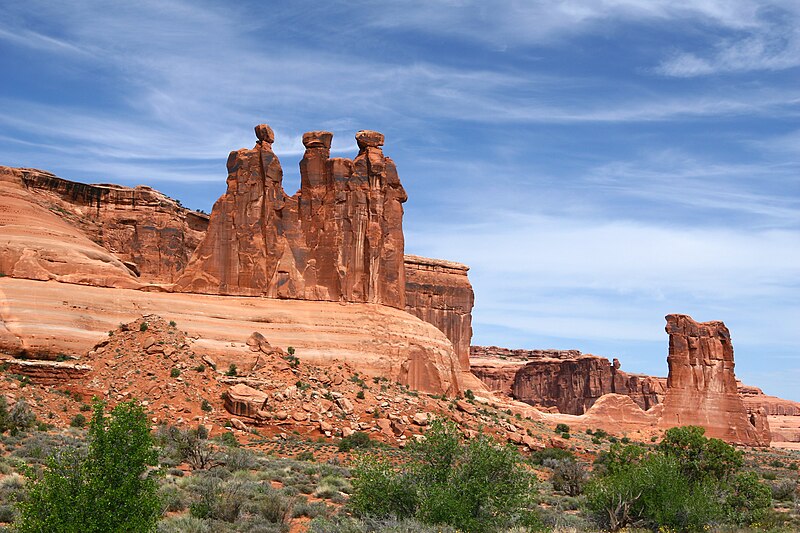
17 400 160 532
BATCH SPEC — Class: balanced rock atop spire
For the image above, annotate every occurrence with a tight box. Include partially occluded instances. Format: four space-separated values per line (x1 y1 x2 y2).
658 314 770 446
174 125 407 308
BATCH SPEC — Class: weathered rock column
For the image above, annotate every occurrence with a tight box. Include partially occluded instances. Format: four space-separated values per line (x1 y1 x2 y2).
658 314 770 446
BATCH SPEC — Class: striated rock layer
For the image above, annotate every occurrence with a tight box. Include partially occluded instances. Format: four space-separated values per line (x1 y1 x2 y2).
174 126 407 307
0 277 462 395
404 255 473 370
738 383 800 445
0 166 207 284
658 314 769 446
470 347 665 414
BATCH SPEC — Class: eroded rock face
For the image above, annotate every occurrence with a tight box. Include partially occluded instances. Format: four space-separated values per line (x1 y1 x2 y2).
0 166 208 285
738 383 800 444
174 126 407 307
0 276 462 395
658 314 769 446
470 347 665 414
404 255 473 369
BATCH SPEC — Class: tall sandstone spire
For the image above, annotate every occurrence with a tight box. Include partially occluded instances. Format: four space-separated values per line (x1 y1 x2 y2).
174 125 407 307
658 314 770 446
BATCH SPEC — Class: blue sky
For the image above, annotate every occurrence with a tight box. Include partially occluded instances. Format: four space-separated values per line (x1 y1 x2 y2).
1 1 799 399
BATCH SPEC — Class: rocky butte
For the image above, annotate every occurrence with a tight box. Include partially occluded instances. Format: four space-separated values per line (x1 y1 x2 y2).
0 124 790 447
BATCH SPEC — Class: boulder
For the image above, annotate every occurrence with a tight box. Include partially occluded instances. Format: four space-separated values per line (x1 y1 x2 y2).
224 384 269 420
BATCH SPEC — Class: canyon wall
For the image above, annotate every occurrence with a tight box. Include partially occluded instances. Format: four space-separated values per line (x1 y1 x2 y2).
174 126 407 307
658 314 769 446
404 255 473 369
0 166 207 284
470 347 665 414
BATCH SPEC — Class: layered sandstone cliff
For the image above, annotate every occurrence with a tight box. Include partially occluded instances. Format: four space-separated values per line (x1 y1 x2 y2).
0 276 462 395
404 255 473 369
739 383 800 444
658 314 769 446
470 347 665 414
0 166 207 284
174 126 407 307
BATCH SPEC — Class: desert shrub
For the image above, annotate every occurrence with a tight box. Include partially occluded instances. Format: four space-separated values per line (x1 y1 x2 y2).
530 447 574 465
586 452 720 531
296 450 315 462
349 456 418 519
159 483 188 513
225 364 237 377
338 432 373 452
587 427 770 531
770 479 797 501
170 368 180 378
723 471 773 526
555 423 570 434
293 500 329 519
464 389 475 401
200 399 212 411
140 322 149 332
69 413 86 428
349 421 538 532
657 425 743 482
310 516 459 533
223 448 255 471
16 400 160 533
254 488 294 524
189 476 254 522
8 400 36 435
550 458 588 496
160 424 214 470
157 515 211 533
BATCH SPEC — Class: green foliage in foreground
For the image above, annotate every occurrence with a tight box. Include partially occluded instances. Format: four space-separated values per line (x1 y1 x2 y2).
17 400 160 533
586 426 772 531
349 420 540 533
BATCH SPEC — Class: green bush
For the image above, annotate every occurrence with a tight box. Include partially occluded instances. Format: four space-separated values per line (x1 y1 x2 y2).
170 368 180 378
17 400 160 533
69 414 86 428
140 322 149 332
225 364 238 377
349 456 418 519
587 426 770 531
338 432 373 452
530 447 574 465
586 452 720 531
349 420 538 532
657 425 743 482
723 471 772 525
555 423 570 434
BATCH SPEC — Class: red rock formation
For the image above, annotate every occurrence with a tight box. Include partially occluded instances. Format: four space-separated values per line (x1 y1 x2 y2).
738 382 800 445
0 166 207 284
174 126 407 307
404 255 473 369
3 359 91 385
658 314 769 446
470 346 665 414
